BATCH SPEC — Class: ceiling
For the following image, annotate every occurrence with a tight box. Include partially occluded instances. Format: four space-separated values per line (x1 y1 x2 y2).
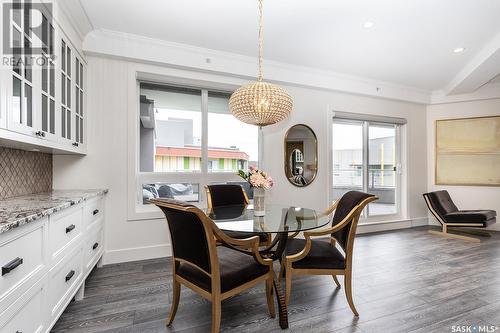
77 0 500 93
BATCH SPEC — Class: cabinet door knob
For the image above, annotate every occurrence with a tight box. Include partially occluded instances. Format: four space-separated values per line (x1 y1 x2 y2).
65 224 76 233
65 270 75 282
92 242 99 250
93 209 99 215
2 257 23 276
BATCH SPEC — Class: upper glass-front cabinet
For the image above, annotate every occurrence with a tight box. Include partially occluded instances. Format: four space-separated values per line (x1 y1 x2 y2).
9 0 34 134
0 1 86 153
60 39 85 149
74 56 84 146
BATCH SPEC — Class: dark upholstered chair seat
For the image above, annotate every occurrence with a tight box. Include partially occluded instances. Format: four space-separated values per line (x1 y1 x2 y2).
177 246 269 292
445 210 496 224
286 238 346 269
224 230 269 243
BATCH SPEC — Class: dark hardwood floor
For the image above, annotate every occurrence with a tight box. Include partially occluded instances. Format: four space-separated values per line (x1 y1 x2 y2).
52 226 500 333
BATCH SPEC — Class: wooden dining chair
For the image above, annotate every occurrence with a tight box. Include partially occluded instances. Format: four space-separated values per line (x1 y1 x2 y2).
282 191 378 316
150 198 275 333
205 184 271 246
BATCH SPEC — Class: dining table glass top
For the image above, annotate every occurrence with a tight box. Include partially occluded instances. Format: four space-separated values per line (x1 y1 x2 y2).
204 204 331 234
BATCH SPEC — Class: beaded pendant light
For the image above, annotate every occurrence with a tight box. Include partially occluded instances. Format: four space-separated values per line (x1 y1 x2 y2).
229 0 293 127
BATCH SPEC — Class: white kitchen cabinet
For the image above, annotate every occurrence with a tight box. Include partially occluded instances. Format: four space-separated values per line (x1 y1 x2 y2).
0 1 86 154
0 194 106 333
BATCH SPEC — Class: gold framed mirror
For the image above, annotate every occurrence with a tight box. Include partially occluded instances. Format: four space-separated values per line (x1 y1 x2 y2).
284 124 318 187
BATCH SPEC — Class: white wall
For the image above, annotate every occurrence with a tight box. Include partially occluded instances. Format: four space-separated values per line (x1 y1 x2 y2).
53 55 429 264
426 99 500 231
53 57 171 264
262 86 428 221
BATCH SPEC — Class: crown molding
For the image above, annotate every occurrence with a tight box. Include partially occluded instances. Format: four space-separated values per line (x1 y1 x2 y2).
83 29 432 104
55 0 94 42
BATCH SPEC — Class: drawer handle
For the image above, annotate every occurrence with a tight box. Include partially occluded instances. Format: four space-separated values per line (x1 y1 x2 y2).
65 224 76 233
65 270 75 282
2 257 23 276
93 209 99 215
92 242 99 250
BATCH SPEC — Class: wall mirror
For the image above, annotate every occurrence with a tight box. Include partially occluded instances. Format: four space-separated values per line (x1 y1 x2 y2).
284 124 318 187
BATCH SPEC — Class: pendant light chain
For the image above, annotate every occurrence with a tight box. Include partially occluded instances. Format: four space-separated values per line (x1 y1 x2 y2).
258 0 264 81
228 0 293 127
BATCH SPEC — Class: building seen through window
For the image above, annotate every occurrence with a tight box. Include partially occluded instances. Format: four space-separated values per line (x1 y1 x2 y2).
139 83 258 203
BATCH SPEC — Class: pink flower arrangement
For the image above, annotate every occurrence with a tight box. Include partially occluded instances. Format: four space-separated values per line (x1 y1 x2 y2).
238 166 274 189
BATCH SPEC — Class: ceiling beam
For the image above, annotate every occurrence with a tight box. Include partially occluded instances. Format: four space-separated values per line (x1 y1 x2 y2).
444 31 500 95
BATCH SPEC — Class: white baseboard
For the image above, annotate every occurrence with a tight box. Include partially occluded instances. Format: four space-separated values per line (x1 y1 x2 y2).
357 217 428 234
103 243 172 265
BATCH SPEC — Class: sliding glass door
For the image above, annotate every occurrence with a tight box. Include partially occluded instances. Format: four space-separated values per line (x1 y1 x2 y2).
367 124 397 216
332 120 400 218
332 121 364 197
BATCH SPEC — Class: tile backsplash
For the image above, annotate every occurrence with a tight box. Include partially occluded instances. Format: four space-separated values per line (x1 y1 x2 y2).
0 147 52 199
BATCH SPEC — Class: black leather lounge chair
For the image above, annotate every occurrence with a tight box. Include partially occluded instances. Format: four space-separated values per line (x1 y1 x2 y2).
423 190 496 242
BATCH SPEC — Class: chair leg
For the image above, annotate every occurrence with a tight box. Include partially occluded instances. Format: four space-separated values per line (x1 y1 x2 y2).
211 298 222 333
285 265 292 305
344 271 359 316
428 224 481 242
266 276 276 318
332 275 341 288
167 279 181 326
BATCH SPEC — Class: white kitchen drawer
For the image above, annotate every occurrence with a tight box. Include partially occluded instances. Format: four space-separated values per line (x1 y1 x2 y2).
0 277 45 333
0 220 46 313
49 205 83 263
83 197 104 230
84 226 104 272
48 247 83 320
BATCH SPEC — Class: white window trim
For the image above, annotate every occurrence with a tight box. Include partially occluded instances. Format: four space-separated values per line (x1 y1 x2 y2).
127 68 262 221
326 108 408 224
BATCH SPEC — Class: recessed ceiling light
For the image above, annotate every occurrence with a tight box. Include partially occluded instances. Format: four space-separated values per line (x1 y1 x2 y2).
453 47 465 53
363 21 375 29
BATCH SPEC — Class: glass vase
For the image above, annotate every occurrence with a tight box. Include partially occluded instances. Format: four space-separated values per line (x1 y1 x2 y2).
253 187 266 216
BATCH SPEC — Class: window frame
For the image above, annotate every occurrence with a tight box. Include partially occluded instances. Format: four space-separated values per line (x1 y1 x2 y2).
129 76 261 220
329 110 406 223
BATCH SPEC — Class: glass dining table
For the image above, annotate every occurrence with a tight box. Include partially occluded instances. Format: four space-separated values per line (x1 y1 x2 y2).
204 204 331 329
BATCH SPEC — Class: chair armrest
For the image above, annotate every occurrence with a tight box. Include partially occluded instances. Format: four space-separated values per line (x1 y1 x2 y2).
211 224 273 266
287 207 360 263
294 200 338 222
304 205 360 238
288 201 339 239
324 200 339 216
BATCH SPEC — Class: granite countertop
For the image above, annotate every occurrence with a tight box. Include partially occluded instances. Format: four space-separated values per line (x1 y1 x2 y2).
0 189 108 235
